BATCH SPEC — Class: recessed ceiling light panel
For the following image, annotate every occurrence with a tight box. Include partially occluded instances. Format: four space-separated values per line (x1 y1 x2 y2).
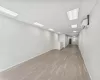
48 28 54 31
71 24 77 28
34 22 44 27
73 31 77 33
0 6 18 17
67 8 79 20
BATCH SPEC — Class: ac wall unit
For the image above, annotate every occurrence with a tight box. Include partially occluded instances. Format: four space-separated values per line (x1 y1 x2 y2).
81 15 90 29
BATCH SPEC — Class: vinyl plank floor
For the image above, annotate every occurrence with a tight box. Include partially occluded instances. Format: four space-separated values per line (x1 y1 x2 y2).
0 45 90 80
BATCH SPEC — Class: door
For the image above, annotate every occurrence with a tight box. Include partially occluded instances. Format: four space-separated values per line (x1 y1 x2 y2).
69 39 72 44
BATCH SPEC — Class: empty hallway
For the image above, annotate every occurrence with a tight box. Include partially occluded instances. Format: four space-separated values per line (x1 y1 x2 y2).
1 0 100 80
0 45 90 80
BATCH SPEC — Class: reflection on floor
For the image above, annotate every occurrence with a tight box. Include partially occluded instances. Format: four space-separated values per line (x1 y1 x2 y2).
0 45 90 80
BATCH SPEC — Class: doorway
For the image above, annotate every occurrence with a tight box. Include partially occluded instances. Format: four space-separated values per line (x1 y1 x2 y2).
69 38 72 44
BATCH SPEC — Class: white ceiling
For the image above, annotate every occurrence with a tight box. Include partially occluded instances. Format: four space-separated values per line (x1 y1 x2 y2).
0 0 96 36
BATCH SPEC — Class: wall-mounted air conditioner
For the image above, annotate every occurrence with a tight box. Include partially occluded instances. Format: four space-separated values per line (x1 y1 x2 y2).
81 15 90 29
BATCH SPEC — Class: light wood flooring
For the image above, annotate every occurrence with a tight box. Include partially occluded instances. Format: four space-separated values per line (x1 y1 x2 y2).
0 45 90 80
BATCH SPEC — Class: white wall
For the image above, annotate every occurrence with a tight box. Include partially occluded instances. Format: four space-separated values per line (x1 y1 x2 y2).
0 15 59 72
58 34 68 49
71 36 78 45
79 1 100 80
65 35 69 47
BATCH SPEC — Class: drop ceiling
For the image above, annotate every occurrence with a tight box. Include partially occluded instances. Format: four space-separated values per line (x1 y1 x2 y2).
0 0 96 36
